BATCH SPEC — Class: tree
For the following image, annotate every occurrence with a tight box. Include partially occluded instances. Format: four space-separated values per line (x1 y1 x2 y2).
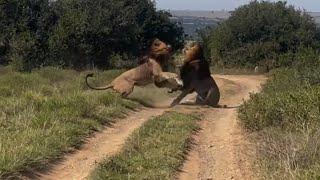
0 0 57 71
202 1 320 69
48 0 184 69
0 0 184 70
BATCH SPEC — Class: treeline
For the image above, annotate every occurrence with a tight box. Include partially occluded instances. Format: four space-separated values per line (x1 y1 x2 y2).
0 0 184 71
200 1 320 69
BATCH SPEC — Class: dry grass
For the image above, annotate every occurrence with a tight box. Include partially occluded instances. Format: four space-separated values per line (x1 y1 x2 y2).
90 112 199 180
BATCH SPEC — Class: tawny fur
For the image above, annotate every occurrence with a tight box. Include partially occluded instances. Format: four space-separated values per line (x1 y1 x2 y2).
86 39 182 98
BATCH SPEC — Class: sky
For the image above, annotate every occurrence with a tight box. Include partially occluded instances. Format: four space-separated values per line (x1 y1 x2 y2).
155 0 320 12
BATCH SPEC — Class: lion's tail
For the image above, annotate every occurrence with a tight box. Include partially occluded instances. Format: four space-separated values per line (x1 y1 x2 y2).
214 104 243 109
85 73 113 90
215 104 228 108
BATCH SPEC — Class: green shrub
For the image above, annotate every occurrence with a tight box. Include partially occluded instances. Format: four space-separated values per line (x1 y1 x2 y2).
201 1 320 69
108 53 137 69
239 86 320 132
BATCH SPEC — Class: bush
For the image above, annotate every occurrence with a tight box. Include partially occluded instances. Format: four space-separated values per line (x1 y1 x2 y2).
239 86 320 132
108 53 137 69
201 1 320 69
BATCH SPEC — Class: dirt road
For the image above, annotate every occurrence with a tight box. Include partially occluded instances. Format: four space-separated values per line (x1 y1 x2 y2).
35 108 168 180
179 75 266 180
33 75 265 180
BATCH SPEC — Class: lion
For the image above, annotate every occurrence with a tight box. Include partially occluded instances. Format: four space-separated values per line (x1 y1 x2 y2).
86 38 183 97
170 42 221 107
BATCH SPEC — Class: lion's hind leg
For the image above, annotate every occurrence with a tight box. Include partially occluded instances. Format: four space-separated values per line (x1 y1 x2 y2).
195 88 219 107
121 86 134 98
203 87 220 107
113 80 135 98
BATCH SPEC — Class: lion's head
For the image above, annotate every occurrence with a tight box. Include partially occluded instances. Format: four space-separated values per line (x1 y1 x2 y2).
183 42 205 63
139 38 172 70
148 38 172 58
180 41 211 89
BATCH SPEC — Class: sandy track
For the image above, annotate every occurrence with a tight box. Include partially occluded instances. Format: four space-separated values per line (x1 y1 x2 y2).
34 108 168 180
26 75 265 180
179 75 266 180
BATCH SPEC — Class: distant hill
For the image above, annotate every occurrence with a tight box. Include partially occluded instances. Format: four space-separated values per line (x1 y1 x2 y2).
169 10 231 21
309 12 320 24
168 10 230 39
169 10 320 39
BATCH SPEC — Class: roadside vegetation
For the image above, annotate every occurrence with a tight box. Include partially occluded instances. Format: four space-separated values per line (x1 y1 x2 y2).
90 112 199 180
197 1 320 179
0 66 155 178
238 49 320 179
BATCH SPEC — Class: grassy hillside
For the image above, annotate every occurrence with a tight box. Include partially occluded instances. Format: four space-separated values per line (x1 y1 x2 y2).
0 67 142 178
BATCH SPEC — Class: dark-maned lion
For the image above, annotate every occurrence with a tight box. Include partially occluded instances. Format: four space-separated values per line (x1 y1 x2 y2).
170 42 221 107
86 38 183 97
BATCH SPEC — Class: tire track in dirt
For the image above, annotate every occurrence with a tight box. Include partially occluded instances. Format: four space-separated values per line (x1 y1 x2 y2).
33 108 168 180
178 75 267 180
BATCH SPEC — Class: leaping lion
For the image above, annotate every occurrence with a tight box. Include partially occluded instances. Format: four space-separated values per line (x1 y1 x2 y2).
86 38 183 98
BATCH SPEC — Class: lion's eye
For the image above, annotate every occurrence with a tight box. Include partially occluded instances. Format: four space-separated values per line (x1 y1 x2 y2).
154 43 160 46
